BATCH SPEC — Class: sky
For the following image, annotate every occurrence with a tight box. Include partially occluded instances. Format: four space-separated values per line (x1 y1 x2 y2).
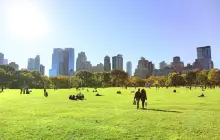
0 0 219 75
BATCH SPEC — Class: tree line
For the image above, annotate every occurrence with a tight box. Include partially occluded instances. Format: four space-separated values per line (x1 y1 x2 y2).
0 65 220 89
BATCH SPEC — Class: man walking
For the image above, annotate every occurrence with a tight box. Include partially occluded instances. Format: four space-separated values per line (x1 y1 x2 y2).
134 89 141 109
141 89 147 109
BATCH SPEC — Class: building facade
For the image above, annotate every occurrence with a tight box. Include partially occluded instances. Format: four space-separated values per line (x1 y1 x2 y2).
171 56 184 73
126 61 132 77
134 57 154 79
65 48 75 75
50 48 63 76
27 55 42 72
49 48 75 76
27 58 35 71
0 53 4 65
35 55 40 71
159 61 168 69
153 67 174 76
104 55 111 72
195 46 213 70
40 64 45 75
3 59 8 65
112 54 123 70
92 63 104 73
76 52 87 72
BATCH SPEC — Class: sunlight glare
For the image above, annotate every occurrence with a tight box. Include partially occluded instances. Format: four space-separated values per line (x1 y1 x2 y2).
4 0 50 41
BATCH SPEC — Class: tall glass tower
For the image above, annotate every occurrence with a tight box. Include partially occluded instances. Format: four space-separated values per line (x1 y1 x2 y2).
65 48 75 75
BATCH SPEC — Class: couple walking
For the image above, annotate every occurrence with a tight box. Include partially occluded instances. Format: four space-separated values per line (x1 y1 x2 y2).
134 88 147 109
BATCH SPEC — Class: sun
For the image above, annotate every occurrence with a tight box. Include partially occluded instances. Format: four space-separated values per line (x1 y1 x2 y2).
4 0 50 41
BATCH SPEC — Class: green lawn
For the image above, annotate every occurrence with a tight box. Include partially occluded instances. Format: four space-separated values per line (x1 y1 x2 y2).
1 87 220 140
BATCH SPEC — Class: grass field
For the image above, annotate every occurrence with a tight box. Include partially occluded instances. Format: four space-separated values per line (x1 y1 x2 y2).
1 87 220 140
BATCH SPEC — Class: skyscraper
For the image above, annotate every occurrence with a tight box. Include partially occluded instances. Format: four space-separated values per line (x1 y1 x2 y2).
3 59 8 65
27 55 42 72
104 55 111 72
0 53 4 65
197 46 211 59
126 61 132 77
35 55 40 71
49 48 75 76
27 58 35 71
173 56 181 63
50 48 63 76
159 61 168 69
92 63 104 73
195 46 213 70
171 56 184 73
65 48 75 75
112 54 123 70
76 52 87 72
134 57 154 79
62 50 69 76
40 64 45 75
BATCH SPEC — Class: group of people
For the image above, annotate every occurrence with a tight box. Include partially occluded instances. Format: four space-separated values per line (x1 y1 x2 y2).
69 93 85 100
134 88 147 109
20 88 31 94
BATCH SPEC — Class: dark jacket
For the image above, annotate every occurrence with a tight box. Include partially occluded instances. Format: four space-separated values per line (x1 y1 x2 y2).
140 89 147 100
134 91 141 99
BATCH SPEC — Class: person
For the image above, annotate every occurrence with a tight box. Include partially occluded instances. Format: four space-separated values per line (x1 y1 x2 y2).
134 89 141 109
140 89 147 109
20 88 23 94
198 93 205 97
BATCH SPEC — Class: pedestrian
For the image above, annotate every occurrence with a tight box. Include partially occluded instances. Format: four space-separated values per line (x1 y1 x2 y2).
134 89 141 109
140 89 147 109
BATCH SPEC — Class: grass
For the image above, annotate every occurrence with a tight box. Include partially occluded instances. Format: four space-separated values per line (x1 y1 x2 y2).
1 87 220 140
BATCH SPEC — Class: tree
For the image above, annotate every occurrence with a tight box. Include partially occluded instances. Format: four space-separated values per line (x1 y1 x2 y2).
167 72 185 86
69 76 82 87
0 68 6 90
185 71 197 86
0 65 16 74
129 77 146 87
102 72 111 87
93 72 104 87
76 71 94 87
31 71 44 88
208 69 218 86
42 76 52 88
111 69 128 87
157 76 167 87
196 70 209 86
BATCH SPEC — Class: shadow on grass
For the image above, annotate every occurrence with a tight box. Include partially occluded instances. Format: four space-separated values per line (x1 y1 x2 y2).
144 108 182 113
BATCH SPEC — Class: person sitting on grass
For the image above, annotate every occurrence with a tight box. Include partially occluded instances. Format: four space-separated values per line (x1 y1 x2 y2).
69 95 76 100
198 93 205 97
26 88 30 94
76 92 84 100
96 93 103 96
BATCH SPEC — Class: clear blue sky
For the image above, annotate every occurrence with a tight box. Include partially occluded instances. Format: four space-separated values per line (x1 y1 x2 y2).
0 0 219 75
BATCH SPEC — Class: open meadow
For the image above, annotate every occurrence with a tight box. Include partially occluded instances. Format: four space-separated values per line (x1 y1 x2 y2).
1 87 220 140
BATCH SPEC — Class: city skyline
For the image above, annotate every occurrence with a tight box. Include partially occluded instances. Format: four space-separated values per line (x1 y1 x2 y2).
0 45 216 76
0 0 220 75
